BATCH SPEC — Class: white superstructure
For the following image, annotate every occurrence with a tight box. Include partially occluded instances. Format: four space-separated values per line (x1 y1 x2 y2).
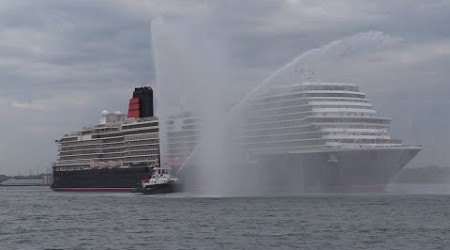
161 81 415 162
243 81 406 154
54 115 160 171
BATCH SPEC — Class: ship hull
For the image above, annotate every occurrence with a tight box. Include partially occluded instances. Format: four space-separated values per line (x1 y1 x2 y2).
51 167 152 192
254 147 421 193
180 147 421 194
134 182 182 195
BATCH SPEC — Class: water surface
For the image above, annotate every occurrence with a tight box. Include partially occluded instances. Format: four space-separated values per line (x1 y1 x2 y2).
1 186 449 249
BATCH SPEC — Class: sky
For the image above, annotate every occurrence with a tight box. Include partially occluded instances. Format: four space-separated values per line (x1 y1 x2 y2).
0 0 449 175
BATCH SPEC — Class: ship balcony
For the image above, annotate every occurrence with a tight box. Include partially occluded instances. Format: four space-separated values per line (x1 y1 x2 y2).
308 116 391 125
325 139 403 147
322 135 392 140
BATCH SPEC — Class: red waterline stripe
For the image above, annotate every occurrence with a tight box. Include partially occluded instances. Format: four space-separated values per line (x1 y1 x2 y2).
51 188 134 192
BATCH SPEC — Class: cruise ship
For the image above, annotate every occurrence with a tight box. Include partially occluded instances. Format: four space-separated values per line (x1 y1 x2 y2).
163 81 421 192
51 87 159 192
241 81 421 191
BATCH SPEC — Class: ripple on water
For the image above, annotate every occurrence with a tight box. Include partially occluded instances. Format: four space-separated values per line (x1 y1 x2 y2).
1 186 449 249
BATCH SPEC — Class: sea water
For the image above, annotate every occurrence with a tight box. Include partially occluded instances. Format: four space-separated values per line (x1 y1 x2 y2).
1 186 449 250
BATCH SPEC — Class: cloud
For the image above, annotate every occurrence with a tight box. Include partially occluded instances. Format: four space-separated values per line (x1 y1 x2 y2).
257 1 384 34
379 40 450 65
9 92 95 112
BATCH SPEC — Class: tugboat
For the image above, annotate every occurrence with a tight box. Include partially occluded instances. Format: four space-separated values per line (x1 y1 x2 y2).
134 165 182 195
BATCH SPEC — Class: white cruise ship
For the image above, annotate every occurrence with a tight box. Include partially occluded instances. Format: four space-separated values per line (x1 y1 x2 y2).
162 81 421 192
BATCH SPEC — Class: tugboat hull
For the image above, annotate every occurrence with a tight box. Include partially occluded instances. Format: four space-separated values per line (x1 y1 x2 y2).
135 182 182 195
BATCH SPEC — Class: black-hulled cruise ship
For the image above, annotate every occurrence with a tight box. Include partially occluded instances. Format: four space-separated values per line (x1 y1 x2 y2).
51 87 159 192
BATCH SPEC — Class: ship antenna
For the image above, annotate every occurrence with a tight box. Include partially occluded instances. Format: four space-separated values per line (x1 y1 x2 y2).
296 63 318 83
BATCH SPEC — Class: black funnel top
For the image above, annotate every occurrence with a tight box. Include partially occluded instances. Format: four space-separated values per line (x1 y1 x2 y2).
132 87 154 118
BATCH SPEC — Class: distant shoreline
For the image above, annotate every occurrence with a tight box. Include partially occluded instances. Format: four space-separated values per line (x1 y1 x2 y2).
0 184 50 187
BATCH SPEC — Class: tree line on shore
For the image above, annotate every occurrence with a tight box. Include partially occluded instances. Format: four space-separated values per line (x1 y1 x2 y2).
0 174 48 183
